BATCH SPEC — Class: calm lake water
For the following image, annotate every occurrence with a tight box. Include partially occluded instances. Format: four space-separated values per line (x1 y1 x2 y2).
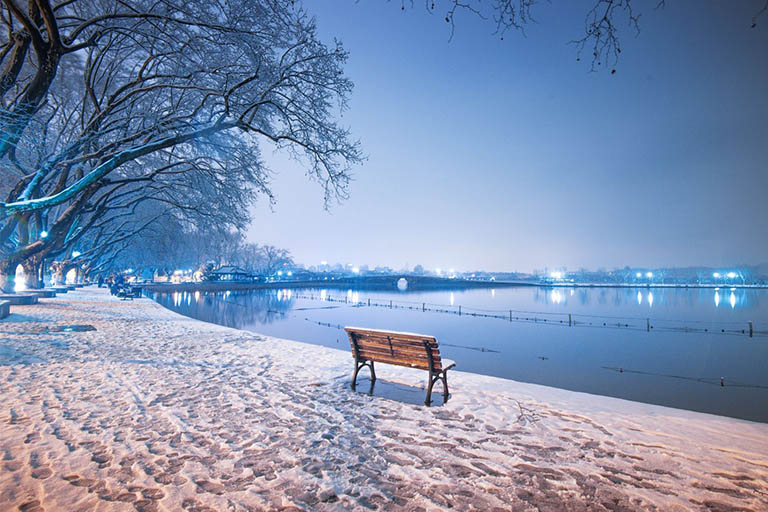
150 285 768 422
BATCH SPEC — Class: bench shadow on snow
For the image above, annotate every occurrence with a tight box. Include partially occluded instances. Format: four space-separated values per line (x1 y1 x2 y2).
350 375 447 407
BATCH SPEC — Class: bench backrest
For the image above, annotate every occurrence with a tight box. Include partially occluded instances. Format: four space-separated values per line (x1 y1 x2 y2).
345 327 446 372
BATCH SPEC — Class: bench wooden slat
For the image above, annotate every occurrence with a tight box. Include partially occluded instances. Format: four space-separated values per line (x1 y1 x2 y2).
351 333 438 349
346 327 438 343
352 339 439 359
354 349 445 370
355 352 435 370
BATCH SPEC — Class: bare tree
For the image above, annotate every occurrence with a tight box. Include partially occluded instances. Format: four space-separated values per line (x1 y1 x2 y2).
0 0 361 291
258 245 294 277
405 1 767 70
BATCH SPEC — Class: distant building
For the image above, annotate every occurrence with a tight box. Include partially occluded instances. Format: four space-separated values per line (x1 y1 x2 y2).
208 265 254 282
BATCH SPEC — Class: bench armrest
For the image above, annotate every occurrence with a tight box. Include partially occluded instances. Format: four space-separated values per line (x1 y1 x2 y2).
441 359 456 372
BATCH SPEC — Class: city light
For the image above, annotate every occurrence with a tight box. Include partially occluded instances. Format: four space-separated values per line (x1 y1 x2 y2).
435 268 442 275
352 267 360 274
645 271 654 278
550 271 563 279
40 230 48 238
320 261 327 265
72 251 81 258
636 272 642 278
287 271 293 277
713 272 720 278
277 270 283 276
727 271 737 279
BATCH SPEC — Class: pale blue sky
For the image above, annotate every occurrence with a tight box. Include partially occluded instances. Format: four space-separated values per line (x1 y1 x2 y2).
248 1 768 273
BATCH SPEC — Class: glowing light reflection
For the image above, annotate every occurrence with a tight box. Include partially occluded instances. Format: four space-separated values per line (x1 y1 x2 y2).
714 291 720 307
647 292 654 307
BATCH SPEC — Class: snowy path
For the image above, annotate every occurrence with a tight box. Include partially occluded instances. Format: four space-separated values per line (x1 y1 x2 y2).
1 288 767 511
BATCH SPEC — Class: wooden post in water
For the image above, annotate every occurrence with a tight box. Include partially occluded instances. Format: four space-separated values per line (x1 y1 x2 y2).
423 302 425 312
509 310 512 322
458 305 461 316
646 318 650 332
568 313 572 327
749 321 753 338
389 300 392 308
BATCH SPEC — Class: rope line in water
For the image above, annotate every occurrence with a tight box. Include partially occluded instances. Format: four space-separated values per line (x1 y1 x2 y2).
290 293 767 339
602 366 768 390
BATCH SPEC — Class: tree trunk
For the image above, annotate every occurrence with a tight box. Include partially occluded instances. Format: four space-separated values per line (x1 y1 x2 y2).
50 262 64 286
0 260 15 293
22 258 43 289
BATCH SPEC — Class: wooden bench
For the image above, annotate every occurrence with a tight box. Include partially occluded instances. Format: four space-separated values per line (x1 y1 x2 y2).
345 326 456 406
112 284 142 300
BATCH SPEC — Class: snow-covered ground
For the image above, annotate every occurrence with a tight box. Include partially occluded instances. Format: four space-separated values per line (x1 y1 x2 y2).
1 288 766 511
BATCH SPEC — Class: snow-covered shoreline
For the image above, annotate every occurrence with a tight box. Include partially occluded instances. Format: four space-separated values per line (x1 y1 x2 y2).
1 288 767 511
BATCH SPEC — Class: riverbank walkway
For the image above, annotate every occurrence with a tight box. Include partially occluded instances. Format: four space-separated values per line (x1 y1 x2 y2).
1 288 767 510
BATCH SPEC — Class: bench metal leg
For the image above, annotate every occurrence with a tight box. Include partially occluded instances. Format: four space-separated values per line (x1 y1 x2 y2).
442 371 449 403
426 373 442 406
425 371 450 406
351 360 375 391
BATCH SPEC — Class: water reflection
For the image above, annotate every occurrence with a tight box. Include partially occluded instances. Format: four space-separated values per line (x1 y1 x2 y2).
157 289 294 329
532 286 751 311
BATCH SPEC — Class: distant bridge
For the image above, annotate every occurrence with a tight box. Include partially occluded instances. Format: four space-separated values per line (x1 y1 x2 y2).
141 275 534 293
